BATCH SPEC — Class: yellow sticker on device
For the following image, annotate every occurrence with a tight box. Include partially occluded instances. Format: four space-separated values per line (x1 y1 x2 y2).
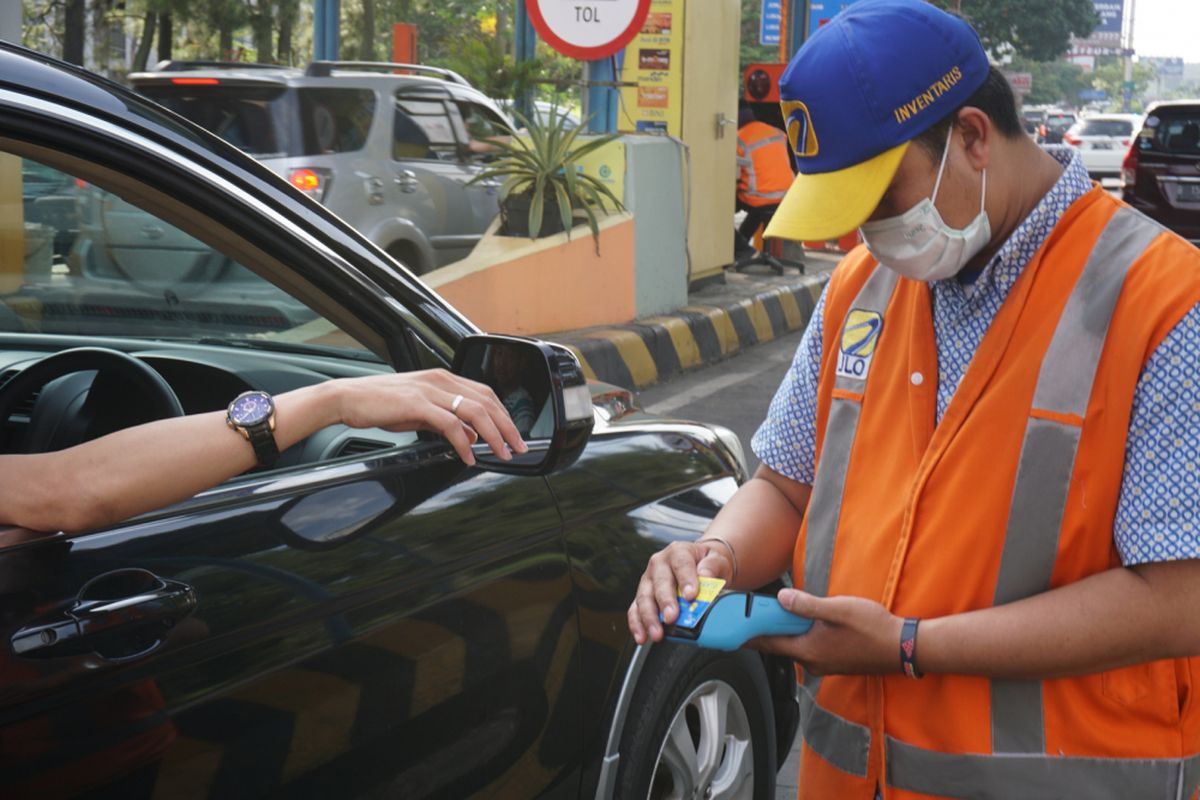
673 577 727 629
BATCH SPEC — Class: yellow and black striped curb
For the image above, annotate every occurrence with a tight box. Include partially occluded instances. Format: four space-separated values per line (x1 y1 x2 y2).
549 273 829 390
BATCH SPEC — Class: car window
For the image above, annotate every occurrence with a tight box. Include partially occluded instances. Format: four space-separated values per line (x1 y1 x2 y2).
1078 119 1133 137
137 85 375 157
1145 112 1200 154
138 84 291 157
393 97 464 161
1047 114 1075 128
298 89 375 154
458 101 509 141
0 151 376 360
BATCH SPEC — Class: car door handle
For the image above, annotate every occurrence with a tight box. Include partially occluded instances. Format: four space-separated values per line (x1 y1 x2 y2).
11 568 197 660
395 170 419 193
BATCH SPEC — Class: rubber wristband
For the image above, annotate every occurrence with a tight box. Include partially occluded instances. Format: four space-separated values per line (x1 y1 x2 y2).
700 537 738 584
900 617 923 679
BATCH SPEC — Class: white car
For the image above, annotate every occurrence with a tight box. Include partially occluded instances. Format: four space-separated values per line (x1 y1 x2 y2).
1063 114 1142 179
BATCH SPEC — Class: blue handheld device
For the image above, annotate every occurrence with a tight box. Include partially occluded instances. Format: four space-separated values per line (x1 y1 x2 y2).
665 592 813 651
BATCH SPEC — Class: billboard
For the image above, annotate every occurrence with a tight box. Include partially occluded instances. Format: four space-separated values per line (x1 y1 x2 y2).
1092 0 1123 34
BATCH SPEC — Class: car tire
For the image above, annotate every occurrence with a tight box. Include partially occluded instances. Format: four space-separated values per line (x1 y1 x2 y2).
615 644 777 800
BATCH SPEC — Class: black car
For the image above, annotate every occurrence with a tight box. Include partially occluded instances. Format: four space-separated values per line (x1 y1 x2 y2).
1122 100 1200 246
0 43 798 799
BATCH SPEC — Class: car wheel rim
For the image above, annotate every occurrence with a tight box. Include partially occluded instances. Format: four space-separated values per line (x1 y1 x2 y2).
647 678 755 800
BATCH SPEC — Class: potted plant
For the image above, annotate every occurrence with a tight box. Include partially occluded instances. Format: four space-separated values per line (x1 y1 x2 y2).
469 106 623 245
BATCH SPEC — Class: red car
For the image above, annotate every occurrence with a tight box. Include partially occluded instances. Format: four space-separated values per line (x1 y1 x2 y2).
1122 100 1200 246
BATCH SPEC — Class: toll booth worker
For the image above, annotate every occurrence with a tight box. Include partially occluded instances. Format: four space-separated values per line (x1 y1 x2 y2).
629 1 1200 798
734 105 793 255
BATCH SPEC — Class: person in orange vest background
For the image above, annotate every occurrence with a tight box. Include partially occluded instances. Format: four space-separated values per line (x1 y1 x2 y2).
734 103 793 258
629 0 1200 798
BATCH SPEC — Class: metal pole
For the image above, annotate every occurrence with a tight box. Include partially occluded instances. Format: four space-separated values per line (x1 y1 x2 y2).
585 58 617 133
1122 0 1136 111
0 0 19 42
787 0 809 59
313 0 326 60
325 0 340 61
514 0 537 123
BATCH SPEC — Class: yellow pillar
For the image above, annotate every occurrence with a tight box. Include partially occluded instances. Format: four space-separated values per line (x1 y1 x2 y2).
681 0 739 284
0 154 25 294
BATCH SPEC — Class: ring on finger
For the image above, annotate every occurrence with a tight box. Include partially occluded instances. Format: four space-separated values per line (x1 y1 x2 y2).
450 394 465 414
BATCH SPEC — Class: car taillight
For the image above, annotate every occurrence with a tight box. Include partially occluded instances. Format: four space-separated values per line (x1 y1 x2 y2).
1121 145 1138 189
288 168 331 203
1064 133 1081 146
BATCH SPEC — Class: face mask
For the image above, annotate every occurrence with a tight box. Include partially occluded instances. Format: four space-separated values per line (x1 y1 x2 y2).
859 128 991 282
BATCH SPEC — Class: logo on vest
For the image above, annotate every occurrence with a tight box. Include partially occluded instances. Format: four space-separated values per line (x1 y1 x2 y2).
837 308 882 380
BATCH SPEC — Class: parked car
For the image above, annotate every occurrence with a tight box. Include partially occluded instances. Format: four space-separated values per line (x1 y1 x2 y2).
0 42 799 799
1038 110 1077 144
1062 113 1141 179
1122 100 1200 246
128 60 514 275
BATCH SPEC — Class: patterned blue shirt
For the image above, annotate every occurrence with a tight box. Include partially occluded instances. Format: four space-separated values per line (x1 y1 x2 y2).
752 147 1200 567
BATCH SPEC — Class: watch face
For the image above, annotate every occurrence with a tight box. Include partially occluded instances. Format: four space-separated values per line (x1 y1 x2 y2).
229 392 272 427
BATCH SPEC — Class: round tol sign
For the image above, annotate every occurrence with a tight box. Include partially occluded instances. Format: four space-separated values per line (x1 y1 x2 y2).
526 0 652 60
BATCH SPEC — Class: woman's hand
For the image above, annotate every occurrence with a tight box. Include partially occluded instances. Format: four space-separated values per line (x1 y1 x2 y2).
627 540 736 645
331 369 527 465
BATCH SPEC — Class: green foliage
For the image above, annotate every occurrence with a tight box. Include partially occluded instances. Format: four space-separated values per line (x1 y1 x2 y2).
1008 56 1090 107
469 107 623 244
929 0 1098 62
1090 57 1158 112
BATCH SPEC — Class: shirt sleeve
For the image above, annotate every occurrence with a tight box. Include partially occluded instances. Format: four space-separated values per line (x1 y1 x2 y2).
1114 302 1200 565
750 285 826 485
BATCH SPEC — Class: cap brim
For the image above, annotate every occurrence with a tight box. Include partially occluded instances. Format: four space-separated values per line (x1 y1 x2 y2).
765 141 910 242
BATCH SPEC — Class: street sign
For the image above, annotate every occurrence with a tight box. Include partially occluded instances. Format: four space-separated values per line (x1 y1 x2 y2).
1079 88 1108 101
760 0 782 46
526 0 652 60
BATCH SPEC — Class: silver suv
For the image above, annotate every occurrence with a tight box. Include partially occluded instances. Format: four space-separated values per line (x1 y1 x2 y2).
130 60 510 274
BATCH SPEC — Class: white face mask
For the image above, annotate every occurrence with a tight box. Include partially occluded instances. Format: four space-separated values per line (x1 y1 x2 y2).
859 128 991 282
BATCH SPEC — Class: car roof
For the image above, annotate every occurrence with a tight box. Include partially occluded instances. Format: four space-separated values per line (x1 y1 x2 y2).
1145 99 1200 114
128 60 508 117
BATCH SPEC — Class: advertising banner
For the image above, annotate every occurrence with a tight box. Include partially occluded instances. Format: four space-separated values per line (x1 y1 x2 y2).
618 0 685 136
808 0 861 37
1070 0 1124 55
760 0 782 46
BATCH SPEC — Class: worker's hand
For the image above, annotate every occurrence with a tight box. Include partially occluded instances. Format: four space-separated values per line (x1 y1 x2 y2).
627 540 735 645
332 369 527 466
748 589 905 676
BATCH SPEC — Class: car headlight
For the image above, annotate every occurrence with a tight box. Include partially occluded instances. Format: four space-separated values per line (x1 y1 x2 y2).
708 424 748 482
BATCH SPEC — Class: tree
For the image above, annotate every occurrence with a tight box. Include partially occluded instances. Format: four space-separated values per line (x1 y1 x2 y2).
1008 56 1090 107
930 0 1098 62
1091 56 1157 112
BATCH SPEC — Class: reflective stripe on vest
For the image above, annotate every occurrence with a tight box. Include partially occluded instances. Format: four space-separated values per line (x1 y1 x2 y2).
800 208 1175 795
739 132 790 202
799 266 898 777
887 736 1200 800
989 207 1163 755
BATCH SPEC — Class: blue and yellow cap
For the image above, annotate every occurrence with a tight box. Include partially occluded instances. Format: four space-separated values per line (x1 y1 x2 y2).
764 0 990 242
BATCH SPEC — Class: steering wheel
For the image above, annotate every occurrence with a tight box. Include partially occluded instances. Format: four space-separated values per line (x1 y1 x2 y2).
0 348 184 453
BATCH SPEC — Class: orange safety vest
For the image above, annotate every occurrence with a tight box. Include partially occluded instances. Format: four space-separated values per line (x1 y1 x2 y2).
795 186 1200 799
737 121 793 207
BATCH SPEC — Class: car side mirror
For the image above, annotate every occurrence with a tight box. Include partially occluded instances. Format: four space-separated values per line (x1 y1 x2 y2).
452 334 594 476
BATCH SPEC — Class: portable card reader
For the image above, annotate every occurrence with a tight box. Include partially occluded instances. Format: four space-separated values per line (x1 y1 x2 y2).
663 577 814 651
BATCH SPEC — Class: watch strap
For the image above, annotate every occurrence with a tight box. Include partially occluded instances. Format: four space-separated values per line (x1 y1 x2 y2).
245 421 280 468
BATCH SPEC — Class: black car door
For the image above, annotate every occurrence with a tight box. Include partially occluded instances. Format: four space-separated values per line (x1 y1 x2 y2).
0 448 582 799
